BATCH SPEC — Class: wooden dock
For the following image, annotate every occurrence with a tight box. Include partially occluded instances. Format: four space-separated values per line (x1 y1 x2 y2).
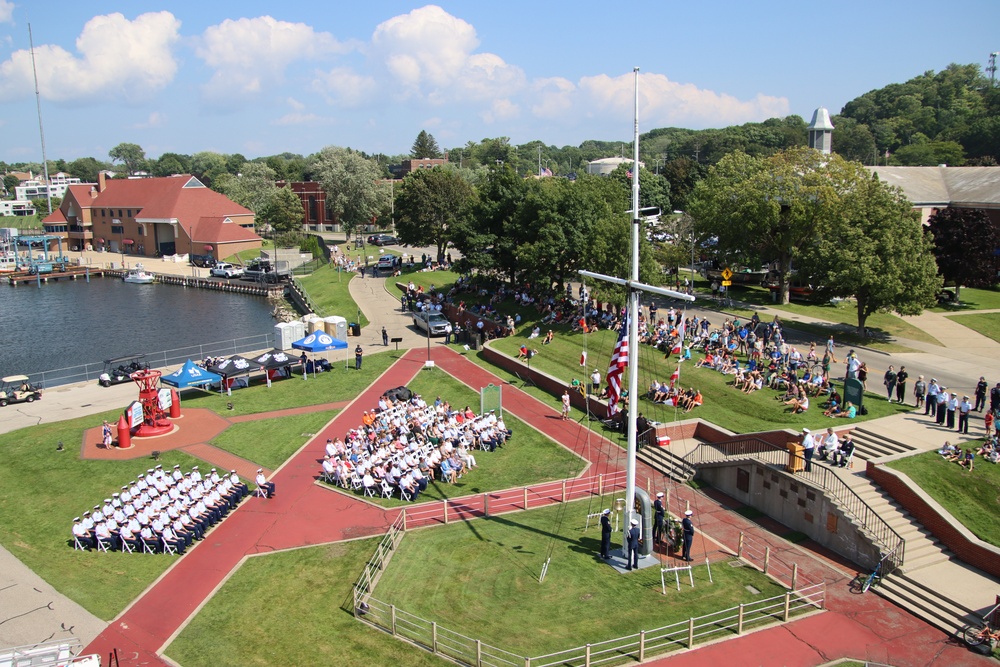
5 267 106 285
6 267 282 297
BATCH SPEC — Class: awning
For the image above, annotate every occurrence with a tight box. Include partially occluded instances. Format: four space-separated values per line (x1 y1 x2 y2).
204 244 214 251
123 239 134 245
96 238 104 243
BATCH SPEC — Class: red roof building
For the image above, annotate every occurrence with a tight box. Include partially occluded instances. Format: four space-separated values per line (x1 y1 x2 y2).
43 174 261 261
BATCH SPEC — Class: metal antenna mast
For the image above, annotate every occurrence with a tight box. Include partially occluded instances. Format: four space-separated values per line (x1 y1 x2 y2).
988 52 999 87
29 23 52 216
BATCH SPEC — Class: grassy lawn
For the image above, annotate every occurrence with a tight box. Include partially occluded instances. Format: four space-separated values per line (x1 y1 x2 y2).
384 267 463 300
294 262 369 326
210 409 339 470
181 349 400 417
164 539 449 667
944 312 1000 344
885 450 1000 548
375 501 788 656
1 214 42 228
0 410 208 620
489 329 909 435
223 239 271 264
931 286 1000 312
324 367 585 507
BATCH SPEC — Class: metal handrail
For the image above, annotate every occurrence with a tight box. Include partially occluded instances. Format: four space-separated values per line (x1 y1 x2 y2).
682 437 905 571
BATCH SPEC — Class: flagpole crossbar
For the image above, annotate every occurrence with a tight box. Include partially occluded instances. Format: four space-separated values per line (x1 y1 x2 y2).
578 270 695 303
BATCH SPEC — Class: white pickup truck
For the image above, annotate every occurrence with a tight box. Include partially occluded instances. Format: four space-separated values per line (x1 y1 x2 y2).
412 310 450 336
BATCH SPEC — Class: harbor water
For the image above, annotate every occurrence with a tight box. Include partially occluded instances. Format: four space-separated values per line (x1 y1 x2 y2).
0 276 277 380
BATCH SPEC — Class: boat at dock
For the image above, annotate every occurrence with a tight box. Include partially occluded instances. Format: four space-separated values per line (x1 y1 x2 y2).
123 264 156 284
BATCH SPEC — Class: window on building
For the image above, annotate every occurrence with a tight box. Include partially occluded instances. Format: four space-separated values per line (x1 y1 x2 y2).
137 225 145 237
308 196 317 222
112 225 124 235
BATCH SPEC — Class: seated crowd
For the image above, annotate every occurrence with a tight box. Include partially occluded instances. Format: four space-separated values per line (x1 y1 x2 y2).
72 465 249 554
320 392 512 502
938 435 1000 470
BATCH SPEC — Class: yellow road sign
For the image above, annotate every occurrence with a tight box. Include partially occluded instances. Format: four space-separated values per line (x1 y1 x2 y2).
721 280 732 287
721 267 733 280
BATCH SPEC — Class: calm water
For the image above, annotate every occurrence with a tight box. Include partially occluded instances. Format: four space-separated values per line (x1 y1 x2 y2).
0 276 277 378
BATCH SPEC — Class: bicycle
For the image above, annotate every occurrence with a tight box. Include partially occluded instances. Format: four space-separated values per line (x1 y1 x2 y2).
850 558 885 593
963 620 1000 648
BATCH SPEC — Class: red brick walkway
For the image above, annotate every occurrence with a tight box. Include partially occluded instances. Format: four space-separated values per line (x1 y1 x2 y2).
82 348 993 667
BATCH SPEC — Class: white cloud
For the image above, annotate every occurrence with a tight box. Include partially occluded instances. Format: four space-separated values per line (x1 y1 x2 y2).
287 97 305 111
481 98 519 124
0 1 14 24
530 77 576 119
311 66 376 107
196 16 349 100
0 11 180 103
576 72 789 127
271 112 335 127
133 111 166 129
370 5 525 105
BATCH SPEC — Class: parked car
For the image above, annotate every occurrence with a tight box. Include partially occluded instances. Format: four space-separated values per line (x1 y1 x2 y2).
412 310 450 336
0 375 42 406
189 254 216 268
376 255 401 272
210 262 243 279
370 234 399 246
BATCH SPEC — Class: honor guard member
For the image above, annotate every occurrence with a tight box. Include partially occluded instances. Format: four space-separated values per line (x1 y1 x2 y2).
256 469 276 498
653 492 666 544
681 510 695 562
626 518 641 570
599 509 612 559
72 517 94 550
230 470 249 498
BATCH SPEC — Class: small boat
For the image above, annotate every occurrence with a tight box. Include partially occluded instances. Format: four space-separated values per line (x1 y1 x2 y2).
123 263 156 284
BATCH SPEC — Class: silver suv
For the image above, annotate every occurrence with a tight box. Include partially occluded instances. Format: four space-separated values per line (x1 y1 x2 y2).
412 311 449 336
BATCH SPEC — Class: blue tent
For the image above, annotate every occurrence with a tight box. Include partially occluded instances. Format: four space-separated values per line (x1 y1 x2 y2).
161 359 222 388
292 330 348 376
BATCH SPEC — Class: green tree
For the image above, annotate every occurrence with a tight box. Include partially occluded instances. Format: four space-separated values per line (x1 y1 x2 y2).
804 173 940 334
32 196 61 219
152 154 189 177
215 162 278 216
395 167 475 263
608 163 671 216
3 174 19 197
66 157 107 183
891 140 965 166
410 130 442 159
191 152 229 186
260 185 304 236
453 163 525 281
688 148 854 304
313 146 391 237
108 142 147 176
928 207 998 300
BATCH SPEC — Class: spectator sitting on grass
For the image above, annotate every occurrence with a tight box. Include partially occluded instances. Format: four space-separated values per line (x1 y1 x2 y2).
938 441 958 457
743 371 764 394
785 394 809 414
959 449 975 471
528 326 541 339
833 401 857 419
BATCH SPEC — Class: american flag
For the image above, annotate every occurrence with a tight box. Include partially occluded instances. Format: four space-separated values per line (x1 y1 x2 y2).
606 309 630 415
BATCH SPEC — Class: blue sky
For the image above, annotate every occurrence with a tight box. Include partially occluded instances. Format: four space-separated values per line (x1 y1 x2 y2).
0 1 997 163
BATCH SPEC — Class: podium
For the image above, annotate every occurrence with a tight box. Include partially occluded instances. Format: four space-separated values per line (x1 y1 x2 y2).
786 442 805 472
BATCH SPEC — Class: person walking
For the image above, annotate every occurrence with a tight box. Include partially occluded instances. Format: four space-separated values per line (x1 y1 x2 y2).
653 492 665 545
381 327 389 346
974 377 989 412
801 428 815 472
560 389 571 420
958 395 972 434
681 509 695 562
895 366 908 405
826 335 837 364
883 365 897 402
626 518 641 570
599 509 612 559
354 344 363 370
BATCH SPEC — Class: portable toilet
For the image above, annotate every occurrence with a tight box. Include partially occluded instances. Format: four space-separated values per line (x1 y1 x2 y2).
289 319 305 341
274 322 295 350
303 314 321 332
328 315 348 342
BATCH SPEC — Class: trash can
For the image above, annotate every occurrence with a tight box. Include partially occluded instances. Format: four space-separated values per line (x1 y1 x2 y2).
349 322 361 337
470 334 480 351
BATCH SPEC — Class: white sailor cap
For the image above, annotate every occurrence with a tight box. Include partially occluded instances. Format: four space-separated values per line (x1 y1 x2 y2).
630 518 639 525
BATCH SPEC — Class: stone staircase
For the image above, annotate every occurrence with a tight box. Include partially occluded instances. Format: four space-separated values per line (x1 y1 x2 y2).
637 444 696 482
848 427 917 462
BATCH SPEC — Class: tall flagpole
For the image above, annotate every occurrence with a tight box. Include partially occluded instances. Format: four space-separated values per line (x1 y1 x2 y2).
624 68 641 549
29 24 53 216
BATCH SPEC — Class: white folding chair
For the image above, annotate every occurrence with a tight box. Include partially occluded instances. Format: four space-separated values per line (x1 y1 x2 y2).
73 536 87 551
142 539 158 555
320 469 335 484
363 481 377 497
400 487 414 502
161 538 178 556
120 539 135 554
380 481 394 499
96 538 111 553
350 474 364 491
254 485 269 499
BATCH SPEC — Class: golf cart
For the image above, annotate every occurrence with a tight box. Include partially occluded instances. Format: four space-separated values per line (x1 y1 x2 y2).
98 354 149 387
0 375 42 407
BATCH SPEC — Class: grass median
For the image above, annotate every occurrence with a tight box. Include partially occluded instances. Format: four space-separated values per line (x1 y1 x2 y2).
210 409 339 470
322 367 585 507
374 500 788 656
885 450 1000 548
294 262 369 326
